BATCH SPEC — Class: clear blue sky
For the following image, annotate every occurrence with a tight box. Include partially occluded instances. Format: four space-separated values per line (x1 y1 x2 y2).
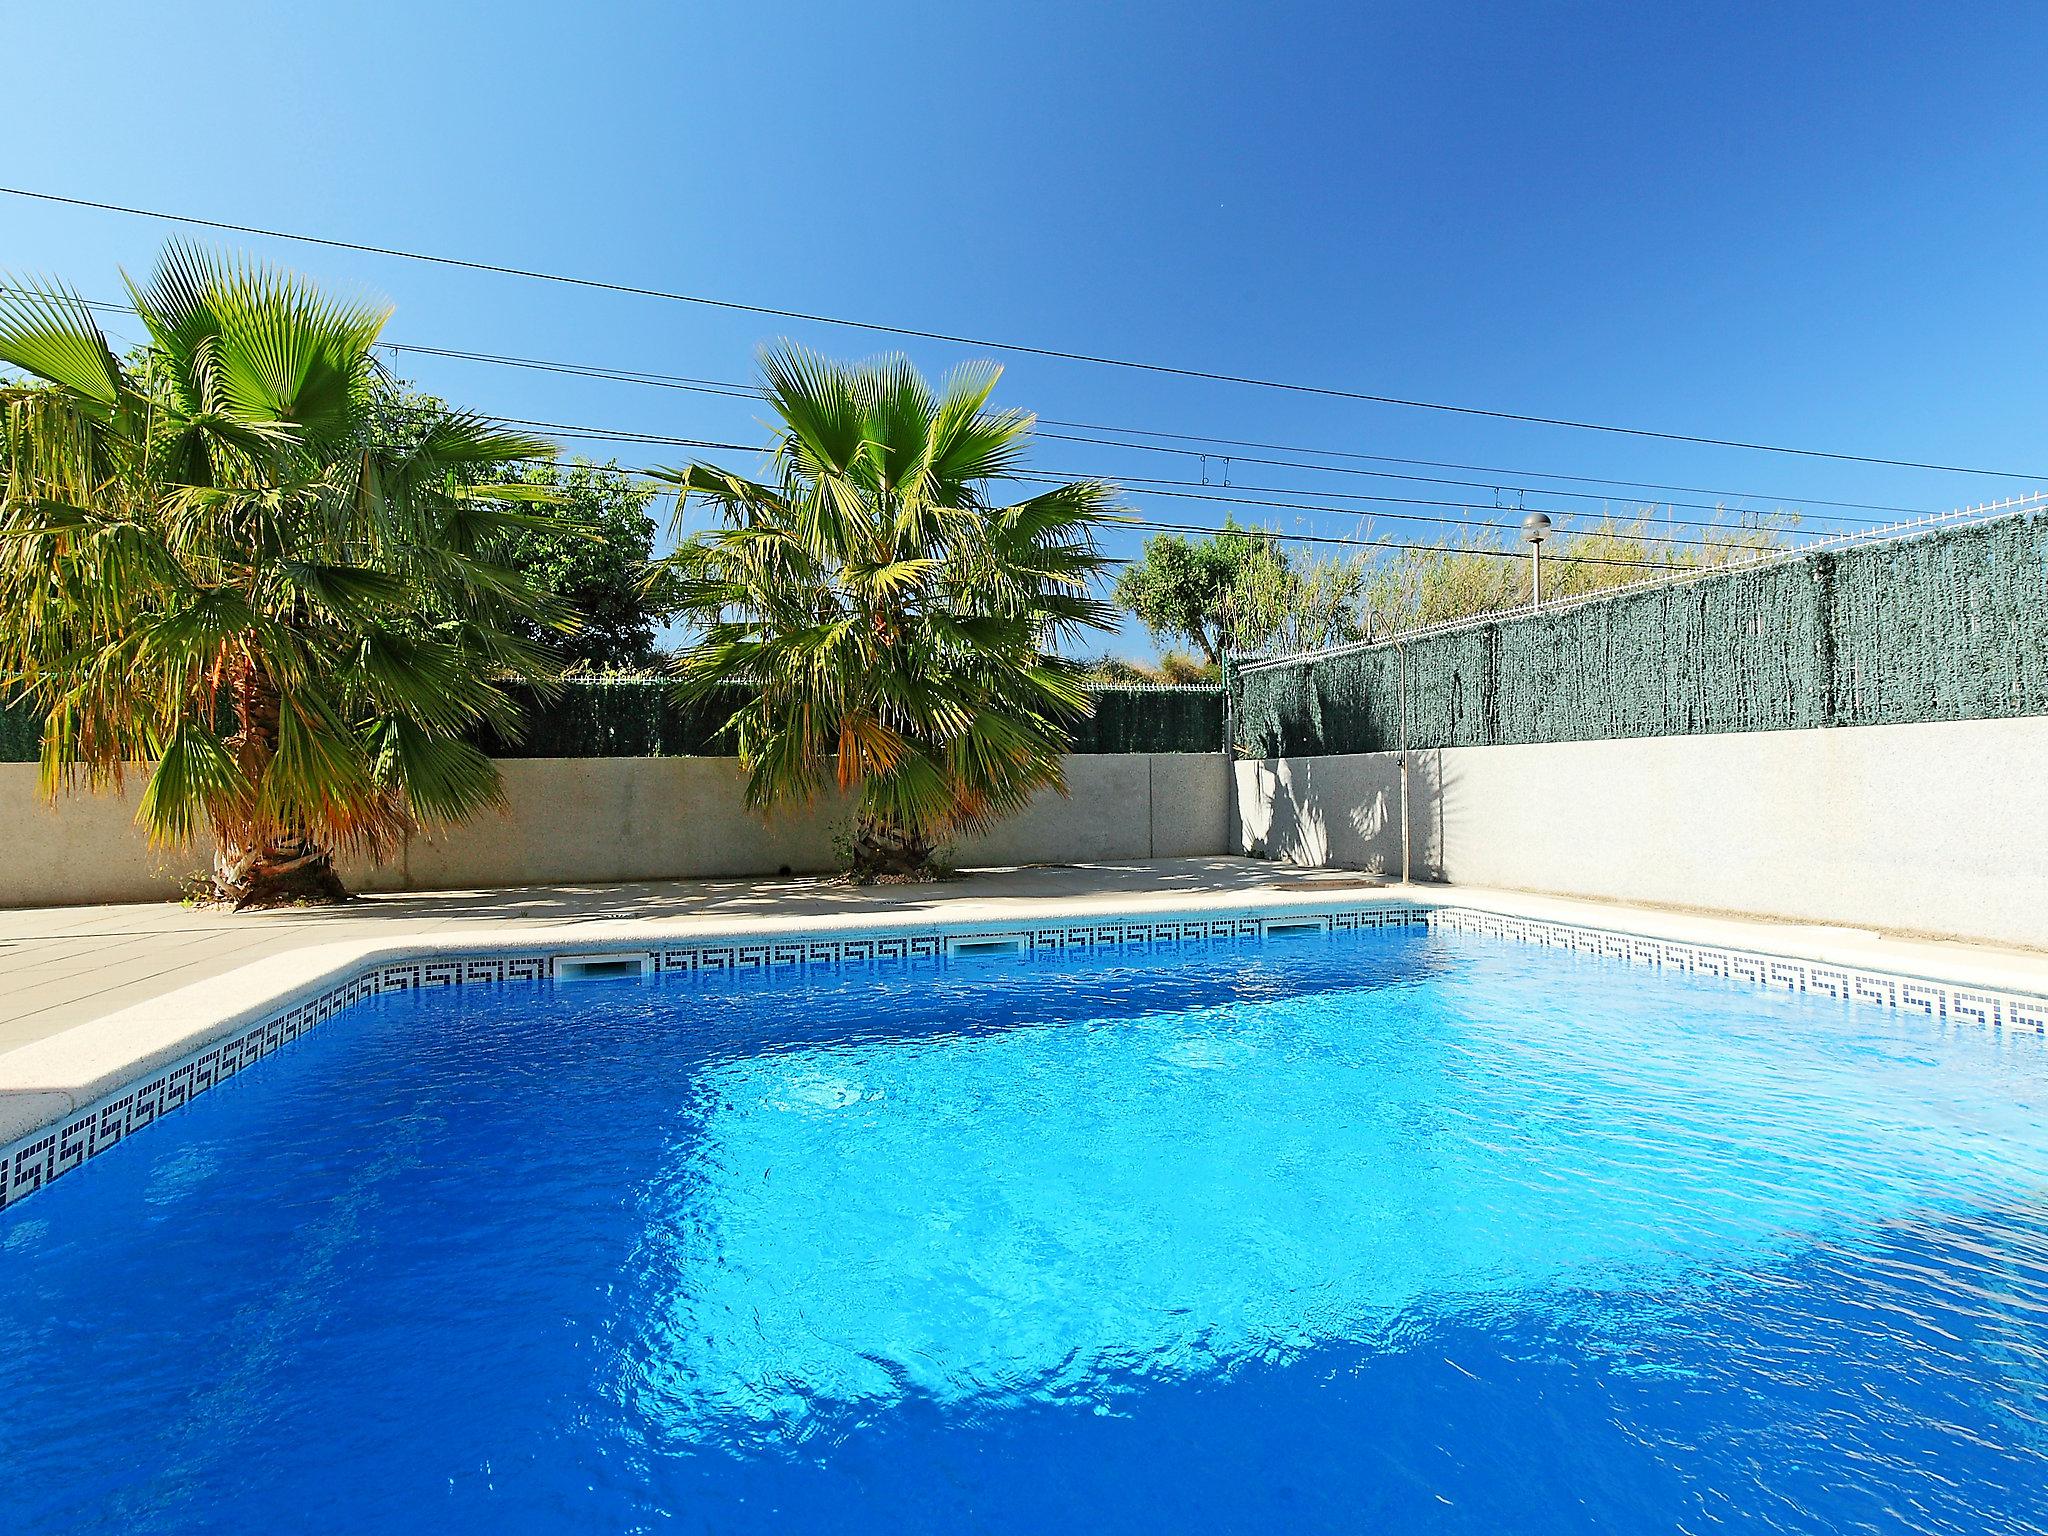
6 1 2047 654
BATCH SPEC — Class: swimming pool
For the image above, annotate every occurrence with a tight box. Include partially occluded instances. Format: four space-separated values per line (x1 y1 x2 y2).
3 916 2046 1533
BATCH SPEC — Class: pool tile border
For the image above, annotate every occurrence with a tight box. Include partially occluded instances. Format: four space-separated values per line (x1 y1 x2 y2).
1428 908 2048 1036
3 901 2043 1215
0 908 1425 1212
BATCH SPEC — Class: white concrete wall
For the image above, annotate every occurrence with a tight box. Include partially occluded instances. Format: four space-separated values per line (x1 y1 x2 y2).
956 753 1233 866
0 753 1231 908
1 767 196 909
1236 717 2048 951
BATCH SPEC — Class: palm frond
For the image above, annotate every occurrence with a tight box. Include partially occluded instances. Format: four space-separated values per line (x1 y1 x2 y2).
138 721 249 847
759 342 872 478
0 243 564 890
0 276 125 408
660 347 1120 863
367 718 505 827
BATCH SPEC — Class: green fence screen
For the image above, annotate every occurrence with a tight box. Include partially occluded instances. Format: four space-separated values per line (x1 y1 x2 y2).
0 698 37 763
477 681 1221 758
1234 512 2048 757
481 681 748 759
1067 686 1225 754
0 682 1224 763
483 681 1222 758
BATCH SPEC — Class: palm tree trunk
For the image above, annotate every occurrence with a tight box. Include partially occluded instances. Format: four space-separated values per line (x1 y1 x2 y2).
848 818 937 882
212 834 351 908
209 660 352 906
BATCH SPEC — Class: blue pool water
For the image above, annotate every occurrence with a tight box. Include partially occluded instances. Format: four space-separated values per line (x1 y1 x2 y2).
4 925 2048 1534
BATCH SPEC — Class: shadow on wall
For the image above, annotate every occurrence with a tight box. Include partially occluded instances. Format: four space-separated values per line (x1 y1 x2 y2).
1236 749 1445 879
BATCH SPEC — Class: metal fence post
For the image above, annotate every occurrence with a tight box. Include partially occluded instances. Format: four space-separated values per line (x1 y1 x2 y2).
1397 640 1411 886
1220 653 1239 856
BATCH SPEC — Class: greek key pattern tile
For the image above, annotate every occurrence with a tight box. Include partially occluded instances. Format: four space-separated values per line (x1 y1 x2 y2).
0 909 1418 1213
638 908 1425 975
1424 908 2048 1037
4 979 354 1214
6 900 2040 1216
0 954 563 1214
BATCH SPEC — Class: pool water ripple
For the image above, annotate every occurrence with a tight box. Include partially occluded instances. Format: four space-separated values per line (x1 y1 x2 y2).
2 927 2046 1533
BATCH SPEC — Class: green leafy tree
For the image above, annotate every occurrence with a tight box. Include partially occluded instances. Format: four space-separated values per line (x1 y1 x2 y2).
1115 518 1369 660
1229 545 1372 656
473 459 667 671
0 245 572 905
1113 520 1286 663
359 388 668 670
653 345 1119 879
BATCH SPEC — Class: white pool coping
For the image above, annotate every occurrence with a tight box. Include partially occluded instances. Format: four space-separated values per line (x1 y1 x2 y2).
4 869 2046 1211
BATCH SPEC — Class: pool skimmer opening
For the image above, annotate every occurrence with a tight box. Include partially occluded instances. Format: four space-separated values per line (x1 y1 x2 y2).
947 935 1026 959
555 952 654 984
1263 917 1332 940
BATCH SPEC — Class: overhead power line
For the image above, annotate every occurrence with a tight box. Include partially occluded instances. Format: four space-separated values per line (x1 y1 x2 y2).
1108 520 1668 569
1014 474 1721 552
1035 430 1882 523
346 412 1683 571
1004 418 1944 518
482 412 1778 547
449 445 1758 573
630 470 1681 572
0 315 1742 553
0 297 1905 556
6 183 2044 479
376 338 1942 522
0 282 1963 527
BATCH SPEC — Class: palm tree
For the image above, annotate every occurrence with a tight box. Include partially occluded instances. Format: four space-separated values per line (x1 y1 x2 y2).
654 346 1119 879
0 245 572 905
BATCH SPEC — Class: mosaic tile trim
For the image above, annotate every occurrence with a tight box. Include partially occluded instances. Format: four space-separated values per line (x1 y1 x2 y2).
1426 907 2048 1038
639 906 1424 975
5 900 2042 1216
0 907 1426 1213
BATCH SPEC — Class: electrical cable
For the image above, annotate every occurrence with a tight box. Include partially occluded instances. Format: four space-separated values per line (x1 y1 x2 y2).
0 282 1964 526
7 184 2042 478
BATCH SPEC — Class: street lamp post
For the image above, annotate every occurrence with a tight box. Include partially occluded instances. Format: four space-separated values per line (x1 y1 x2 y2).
1521 511 1552 609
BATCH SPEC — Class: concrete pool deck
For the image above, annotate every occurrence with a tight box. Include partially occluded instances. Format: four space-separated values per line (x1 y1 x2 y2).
4 856 2047 1162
